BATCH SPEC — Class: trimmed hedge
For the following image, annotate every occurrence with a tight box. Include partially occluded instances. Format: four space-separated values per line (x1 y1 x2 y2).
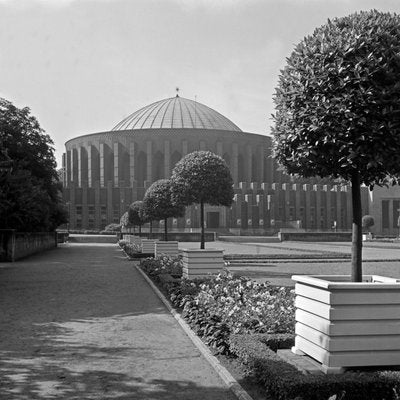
229 334 400 400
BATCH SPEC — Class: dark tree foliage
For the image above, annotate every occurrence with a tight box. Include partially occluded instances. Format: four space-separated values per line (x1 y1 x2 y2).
142 179 185 241
0 98 67 231
128 200 147 236
272 10 400 280
170 151 234 249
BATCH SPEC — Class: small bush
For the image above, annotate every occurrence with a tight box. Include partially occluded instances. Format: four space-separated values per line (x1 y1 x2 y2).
229 334 400 400
140 255 183 277
118 239 141 257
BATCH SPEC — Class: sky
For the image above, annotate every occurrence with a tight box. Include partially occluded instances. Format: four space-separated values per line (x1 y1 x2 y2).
2 0 400 168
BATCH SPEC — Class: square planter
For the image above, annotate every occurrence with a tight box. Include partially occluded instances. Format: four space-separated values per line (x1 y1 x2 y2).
292 274 400 374
141 239 159 254
180 248 224 279
154 241 179 258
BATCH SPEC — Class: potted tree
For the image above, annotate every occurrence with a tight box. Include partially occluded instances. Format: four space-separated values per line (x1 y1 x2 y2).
142 179 185 257
273 10 400 373
362 215 374 241
170 151 234 278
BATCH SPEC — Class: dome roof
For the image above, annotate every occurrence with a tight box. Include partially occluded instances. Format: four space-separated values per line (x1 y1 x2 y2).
112 96 242 132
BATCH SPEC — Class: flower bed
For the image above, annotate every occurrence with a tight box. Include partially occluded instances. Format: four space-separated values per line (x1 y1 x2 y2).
139 256 295 354
118 239 151 258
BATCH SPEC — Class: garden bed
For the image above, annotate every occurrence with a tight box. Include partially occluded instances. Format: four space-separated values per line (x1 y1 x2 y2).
136 253 400 400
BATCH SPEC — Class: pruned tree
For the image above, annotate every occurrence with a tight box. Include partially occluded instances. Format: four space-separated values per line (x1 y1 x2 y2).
142 179 185 241
362 215 375 233
170 151 234 249
272 10 400 281
128 201 147 236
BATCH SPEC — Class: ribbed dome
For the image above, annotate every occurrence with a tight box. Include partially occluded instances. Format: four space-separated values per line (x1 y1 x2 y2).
112 96 242 132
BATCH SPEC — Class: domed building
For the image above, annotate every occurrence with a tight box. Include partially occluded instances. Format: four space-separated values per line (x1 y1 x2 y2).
62 95 369 234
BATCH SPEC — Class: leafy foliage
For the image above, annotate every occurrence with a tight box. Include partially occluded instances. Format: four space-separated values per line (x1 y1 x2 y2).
119 212 129 228
0 98 67 231
273 10 400 187
128 201 147 228
170 150 234 207
142 179 185 240
140 255 183 277
362 215 375 230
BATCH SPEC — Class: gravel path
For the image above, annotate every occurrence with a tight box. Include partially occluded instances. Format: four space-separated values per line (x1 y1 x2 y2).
0 243 237 400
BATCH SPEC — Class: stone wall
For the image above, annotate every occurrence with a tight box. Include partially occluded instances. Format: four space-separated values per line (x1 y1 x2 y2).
0 230 57 262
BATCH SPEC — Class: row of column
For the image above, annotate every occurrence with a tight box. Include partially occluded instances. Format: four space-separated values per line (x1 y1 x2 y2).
64 140 272 188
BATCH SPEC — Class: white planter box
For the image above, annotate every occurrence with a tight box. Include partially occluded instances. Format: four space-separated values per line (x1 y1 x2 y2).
141 239 159 253
180 248 224 279
155 241 179 258
292 274 400 374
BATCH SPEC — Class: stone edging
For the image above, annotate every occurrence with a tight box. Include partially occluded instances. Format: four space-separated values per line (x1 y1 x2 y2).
134 263 254 400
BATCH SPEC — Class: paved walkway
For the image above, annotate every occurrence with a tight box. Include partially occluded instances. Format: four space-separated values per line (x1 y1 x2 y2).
0 243 237 400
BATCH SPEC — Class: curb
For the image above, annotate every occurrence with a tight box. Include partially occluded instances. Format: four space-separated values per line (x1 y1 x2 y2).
134 263 254 400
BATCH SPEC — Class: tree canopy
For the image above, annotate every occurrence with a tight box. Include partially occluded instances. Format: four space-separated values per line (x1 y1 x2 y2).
0 98 67 231
142 179 185 240
273 10 400 187
272 10 400 281
128 201 147 235
171 151 234 248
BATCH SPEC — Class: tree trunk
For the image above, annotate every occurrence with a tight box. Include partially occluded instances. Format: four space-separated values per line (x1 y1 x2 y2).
164 218 168 241
200 200 205 249
351 171 363 282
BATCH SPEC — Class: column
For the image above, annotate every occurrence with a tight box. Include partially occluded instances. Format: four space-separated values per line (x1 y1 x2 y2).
146 140 152 183
246 144 252 182
164 140 170 178
100 143 105 188
324 185 332 230
114 142 119 186
258 146 265 183
232 143 238 185
77 147 82 188
314 184 322 229
129 142 135 186
87 145 93 187
216 141 223 157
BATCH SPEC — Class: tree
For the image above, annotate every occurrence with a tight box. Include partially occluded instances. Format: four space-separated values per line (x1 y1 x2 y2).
272 10 400 281
170 151 234 249
128 201 147 236
0 98 67 231
142 179 185 241
362 215 375 233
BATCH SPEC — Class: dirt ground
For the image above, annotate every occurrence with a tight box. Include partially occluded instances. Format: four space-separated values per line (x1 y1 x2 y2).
0 243 237 400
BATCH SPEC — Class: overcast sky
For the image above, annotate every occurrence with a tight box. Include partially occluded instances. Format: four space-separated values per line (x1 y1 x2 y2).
2 0 400 168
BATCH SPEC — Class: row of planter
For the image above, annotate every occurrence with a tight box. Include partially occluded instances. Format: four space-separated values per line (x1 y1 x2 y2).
122 234 226 279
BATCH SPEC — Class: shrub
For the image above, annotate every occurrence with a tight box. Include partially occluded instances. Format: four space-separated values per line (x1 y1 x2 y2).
118 239 141 257
229 334 400 400
140 255 183 277
362 215 375 231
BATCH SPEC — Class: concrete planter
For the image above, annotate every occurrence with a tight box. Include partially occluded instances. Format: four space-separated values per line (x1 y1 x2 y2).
292 274 400 374
180 248 224 279
141 239 159 254
154 241 179 258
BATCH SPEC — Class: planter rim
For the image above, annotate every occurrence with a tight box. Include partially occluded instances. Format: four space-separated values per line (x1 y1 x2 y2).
180 248 224 253
292 274 400 289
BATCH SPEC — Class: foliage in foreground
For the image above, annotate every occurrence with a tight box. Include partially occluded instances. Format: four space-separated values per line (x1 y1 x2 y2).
0 97 67 231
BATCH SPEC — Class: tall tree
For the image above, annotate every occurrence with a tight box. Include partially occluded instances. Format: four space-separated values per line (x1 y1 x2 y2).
142 179 185 241
272 10 400 281
171 151 234 249
0 98 67 231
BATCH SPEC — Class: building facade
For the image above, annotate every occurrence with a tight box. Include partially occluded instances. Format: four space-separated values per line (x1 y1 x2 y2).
62 95 374 234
